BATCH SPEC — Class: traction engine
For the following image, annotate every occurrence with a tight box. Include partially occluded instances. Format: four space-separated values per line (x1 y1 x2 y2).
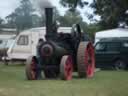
25 7 95 80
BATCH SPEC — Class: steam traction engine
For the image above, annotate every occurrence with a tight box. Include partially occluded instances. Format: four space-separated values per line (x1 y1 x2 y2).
25 7 95 80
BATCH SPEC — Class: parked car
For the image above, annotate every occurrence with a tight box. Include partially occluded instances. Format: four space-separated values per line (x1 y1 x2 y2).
95 28 128 44
95 38 128 70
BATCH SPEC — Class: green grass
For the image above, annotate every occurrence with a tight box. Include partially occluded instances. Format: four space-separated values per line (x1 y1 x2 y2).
0 64 128 96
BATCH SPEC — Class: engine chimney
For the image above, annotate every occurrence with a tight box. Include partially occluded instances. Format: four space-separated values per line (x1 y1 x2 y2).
45 8 55 40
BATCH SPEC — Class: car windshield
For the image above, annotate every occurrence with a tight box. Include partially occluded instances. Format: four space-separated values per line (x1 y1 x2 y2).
95 43 106 51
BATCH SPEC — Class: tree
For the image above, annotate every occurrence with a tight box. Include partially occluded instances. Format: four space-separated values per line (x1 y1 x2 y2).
60 0 88 10
59 0 102 39
91 0 128 29
32 14 43 27
57 10 95 38
58 10 84 27
86 23 102 39
6 0 35 31
0 18 3 24
0 18 4 30
6 12 17 28
60 0 128 30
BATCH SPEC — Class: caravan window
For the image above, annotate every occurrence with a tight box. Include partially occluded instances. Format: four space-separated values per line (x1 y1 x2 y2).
17 35 28 45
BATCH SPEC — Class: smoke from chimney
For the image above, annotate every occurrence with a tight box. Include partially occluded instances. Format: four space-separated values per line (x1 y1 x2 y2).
38 0 54 9
33 0 55 40
32 0 54 15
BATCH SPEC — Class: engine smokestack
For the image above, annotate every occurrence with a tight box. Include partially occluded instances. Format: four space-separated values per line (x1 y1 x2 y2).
36 0 56 40
45 8 54 39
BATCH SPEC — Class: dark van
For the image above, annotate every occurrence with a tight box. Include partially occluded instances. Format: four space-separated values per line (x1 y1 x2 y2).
95 38 128 70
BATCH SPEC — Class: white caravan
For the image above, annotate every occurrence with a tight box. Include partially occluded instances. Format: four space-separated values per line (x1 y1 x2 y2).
95 28 128 44
6 27 72 61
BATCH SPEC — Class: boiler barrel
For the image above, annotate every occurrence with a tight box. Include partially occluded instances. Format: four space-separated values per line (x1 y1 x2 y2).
41 42 69 57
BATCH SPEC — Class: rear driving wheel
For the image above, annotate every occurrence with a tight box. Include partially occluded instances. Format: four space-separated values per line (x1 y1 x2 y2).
77 42 95 78
26 56 38 80
60 55 73 80
114 60 126 70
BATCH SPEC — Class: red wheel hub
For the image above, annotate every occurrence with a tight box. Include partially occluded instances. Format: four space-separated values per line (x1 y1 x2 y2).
85 43 95 78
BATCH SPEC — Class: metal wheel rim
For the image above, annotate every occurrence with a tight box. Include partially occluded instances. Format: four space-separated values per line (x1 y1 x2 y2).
60 56 73 80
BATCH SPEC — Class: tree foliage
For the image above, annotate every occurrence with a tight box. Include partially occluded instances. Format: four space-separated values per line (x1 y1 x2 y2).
91 0 128 29
58 10 84 27
60 0 128 30
60 0 88 10
0 18 3 24
57 10 98 38
0 18 4 30
6 0 35 31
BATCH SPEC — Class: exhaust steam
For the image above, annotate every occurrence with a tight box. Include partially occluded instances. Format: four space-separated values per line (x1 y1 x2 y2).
37 0 54 9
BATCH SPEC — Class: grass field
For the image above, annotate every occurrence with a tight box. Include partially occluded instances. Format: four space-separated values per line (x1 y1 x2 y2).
0 64 128 96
